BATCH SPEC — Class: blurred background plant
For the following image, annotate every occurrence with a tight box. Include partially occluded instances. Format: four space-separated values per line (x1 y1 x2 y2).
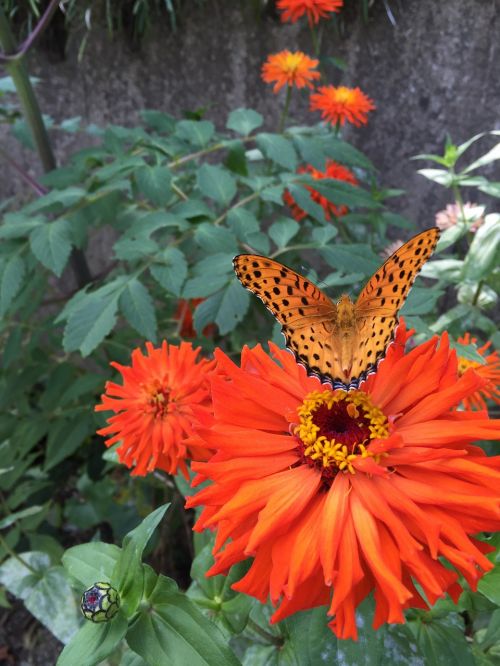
0 0 499 664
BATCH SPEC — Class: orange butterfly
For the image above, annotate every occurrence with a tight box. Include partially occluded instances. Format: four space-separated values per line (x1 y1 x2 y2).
233 227 440 390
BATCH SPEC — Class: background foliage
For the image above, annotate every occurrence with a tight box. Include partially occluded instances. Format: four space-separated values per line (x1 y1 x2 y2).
0 3 499 664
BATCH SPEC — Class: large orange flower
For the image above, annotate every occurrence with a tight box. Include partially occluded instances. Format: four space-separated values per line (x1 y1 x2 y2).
310 85 375 127
261 50 320 93
283 159 358 221
187 322 500 640
458 333 500 411
96 341 215 477
277 0 343 25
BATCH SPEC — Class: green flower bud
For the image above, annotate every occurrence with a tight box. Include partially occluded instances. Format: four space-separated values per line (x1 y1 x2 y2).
81 582 120 623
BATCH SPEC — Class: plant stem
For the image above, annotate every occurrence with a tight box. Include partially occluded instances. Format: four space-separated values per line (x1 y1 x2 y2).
0 0 60 63
278 85 293 134
247 618 283 646
472 279 484 307
0 7 92 288
0 532 38 575
309 22 320 59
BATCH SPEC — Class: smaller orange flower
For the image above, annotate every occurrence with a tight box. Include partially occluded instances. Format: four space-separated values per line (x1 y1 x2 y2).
457 333 500 411
174 298 215 338
277 0 343 25
283 160 358 221
95 341 215 477
262 50 320 93
310 85 375 127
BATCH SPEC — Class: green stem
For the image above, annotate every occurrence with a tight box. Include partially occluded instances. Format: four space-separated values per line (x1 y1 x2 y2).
0 532 37 575
309 22 320 59
472 279 484 307
0 8 92 288
278 85 293 134
247 618 283 646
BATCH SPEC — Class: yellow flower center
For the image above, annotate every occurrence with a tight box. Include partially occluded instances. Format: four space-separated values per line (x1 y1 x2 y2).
294 390 389 480
144 381 171 418
457 356 480 376
281 52 305 75
332 86 355 104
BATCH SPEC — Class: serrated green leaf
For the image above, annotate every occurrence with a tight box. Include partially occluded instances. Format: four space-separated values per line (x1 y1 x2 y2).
24 186 86 214
256 133 298 171
119 279 157 341
57 613 128 666
308 179 379 210
0 505 44 530
63 542 121 588
183 273 230 299
226 108 263 136
194 223 238 254
321 244 380 275
0 253 25 315
311 225 338 245
30 219 72 276
193 280 250 335
408 617 474 666
197 164 236 206
0 213 44 239
150 247 187 297
401 286 444 316
176 120 215 147
135 165 172 206
63 288 121 356
287 183 325 221
268 218 299 248
44 414 94 471
113 237 159 261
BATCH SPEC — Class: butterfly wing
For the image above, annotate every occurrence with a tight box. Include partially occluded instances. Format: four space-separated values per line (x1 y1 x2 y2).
233 254 348 386
350 227 441 382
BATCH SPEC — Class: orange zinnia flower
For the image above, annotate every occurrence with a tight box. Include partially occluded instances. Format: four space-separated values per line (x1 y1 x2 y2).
261 50 320 93
283 160 358 221
457 333 500 411
96 341 215 477
187 322 500 640
277 0 343 25
310 85 375 127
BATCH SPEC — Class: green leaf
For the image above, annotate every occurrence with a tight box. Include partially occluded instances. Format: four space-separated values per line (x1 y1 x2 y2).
462 214 500 281
0 552 80 644
227 208 260 241
194 280 249 335
194 223 238 254
135 165 172 206
256 133 298 171
176 120 215 147
126 575 240 666
268 218 299 249
63 285 122 356
57 613 128 666
0 253 25 315
113 504 170 616
417 169 455 187
119 279 158 341
63 542 121 589
226 108 263 136
401 286 444 316
197 164 236 206
44 414 94 471
287 183 325 222
24 186 86 213
150 247 188 297
0 505 44 530
408 616 474 666
0 213 44 239
308 179 379 210
29 219 72 276
321 244 380 275
311 225 338 246
463 140 500 173
479 565 500 605
322 136 376 171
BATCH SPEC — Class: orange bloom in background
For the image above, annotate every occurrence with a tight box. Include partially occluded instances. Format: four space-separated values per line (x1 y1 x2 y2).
458 333 500 411
310 85 375 127
277 0 343 25
187 321 500 640
283 160 358 221
261 50 320 93
96 341 215 477
174 298 215 338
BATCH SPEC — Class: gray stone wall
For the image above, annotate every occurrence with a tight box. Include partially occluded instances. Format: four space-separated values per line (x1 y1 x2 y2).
2 0 499 226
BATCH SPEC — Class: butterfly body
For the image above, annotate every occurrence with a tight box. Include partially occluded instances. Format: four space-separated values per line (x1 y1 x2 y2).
233 228 440 390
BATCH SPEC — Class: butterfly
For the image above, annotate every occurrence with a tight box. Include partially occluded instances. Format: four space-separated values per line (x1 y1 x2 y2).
233 227 440 390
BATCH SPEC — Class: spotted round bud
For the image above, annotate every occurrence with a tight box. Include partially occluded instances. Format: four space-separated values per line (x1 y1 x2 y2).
81 582 120 622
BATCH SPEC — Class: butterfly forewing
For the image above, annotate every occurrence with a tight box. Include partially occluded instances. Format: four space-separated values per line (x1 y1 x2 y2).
233 228 440 390
233 255 345 383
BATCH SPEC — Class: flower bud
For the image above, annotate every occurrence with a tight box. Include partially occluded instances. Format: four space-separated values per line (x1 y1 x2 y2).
81 582 120 622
